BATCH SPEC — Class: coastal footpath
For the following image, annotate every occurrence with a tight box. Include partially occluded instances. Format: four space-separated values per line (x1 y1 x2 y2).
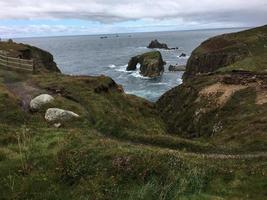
0 25 266 199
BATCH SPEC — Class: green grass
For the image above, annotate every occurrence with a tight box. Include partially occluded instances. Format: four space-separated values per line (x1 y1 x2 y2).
0 60 266 199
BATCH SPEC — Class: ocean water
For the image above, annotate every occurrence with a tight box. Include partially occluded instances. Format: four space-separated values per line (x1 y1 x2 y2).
15 28 245 101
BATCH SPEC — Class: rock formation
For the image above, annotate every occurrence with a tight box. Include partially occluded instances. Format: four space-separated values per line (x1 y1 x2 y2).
147 40 169 50
127 51 165 78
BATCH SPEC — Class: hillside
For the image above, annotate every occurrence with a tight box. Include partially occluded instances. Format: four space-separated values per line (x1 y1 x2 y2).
0 33 267 200
183 25 267 79
157 26 267 152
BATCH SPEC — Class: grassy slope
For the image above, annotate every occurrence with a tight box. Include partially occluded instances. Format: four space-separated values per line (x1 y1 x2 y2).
0 68 266 199
0 68 267 200
1 25 267 199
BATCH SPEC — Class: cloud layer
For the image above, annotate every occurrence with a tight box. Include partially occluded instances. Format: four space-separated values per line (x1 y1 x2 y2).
1 0 266 22
0 0 267 37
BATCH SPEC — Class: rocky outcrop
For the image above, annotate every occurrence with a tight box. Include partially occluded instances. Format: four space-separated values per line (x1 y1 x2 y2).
183 33 254 79
0 41 61 73
30 94 54 111
183 47 248 79
168 65 186 72
127 51 165 78
45 108 79 122
147 40 169 50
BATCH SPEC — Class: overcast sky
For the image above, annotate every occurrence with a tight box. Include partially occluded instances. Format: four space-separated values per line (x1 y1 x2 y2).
0 0 267 38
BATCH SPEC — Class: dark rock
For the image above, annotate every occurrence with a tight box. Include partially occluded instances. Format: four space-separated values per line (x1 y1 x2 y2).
179 53 187 57
127 56 139 71
147 40 169 50
168 65 186 72
127 51 165 78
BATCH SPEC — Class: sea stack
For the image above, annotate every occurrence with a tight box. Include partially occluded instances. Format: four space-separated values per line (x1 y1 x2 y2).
127 51 165 78
147 40 169 50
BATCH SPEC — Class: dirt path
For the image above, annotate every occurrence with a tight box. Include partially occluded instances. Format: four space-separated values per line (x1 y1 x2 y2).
102 134 267 160
5 82 44 111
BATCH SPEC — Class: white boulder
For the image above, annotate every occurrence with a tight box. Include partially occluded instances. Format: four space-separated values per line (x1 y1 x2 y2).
45 108 79 122
30 94 54 111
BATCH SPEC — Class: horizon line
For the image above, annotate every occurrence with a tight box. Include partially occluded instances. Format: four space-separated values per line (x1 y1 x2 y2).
2 26 252 40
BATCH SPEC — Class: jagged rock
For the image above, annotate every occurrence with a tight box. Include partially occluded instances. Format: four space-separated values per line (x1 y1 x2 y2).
45 108 79 122
127 51 165 78
30 94 54 111
168 65 186 72
147 40 169 50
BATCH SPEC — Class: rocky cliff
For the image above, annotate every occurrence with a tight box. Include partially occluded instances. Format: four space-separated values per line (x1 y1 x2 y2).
183 25 267 79
0 41 60 73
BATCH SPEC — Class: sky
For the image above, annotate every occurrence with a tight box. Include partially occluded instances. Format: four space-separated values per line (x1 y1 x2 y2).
0 0 267 38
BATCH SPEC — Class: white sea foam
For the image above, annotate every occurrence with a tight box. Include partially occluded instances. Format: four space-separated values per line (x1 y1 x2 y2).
150 82 168 86
137 47 148 49
177 55 190 59
108 64 117 68
115 65 129 73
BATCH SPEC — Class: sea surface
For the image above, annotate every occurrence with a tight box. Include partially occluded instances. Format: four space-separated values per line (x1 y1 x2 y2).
15 28 245 101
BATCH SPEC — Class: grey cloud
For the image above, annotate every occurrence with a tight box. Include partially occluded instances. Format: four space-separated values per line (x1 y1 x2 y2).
0 0 266 25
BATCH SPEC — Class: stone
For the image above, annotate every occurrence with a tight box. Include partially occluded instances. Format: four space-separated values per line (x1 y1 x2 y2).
45 108 79 122
30 94 54 111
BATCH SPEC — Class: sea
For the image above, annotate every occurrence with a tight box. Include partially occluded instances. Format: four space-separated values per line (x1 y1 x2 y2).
15 28 245 102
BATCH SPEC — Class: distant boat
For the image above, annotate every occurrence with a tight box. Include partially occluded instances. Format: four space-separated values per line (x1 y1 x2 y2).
100 36 108 39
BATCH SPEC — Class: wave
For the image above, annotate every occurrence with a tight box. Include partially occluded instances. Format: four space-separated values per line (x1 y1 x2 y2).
108 64 117 68
137 46 148 49
177 55 190 59
109 63 153 79
130 71 152 79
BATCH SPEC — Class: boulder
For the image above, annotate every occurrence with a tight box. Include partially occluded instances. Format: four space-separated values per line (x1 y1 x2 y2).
45 108 79 122
147 40 169 50
168 65 186 72
127 51 165 78
30 94 54 111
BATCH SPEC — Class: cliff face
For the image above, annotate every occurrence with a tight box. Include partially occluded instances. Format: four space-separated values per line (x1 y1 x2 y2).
0 41 60 73
157 25 267 151
183 25 267 79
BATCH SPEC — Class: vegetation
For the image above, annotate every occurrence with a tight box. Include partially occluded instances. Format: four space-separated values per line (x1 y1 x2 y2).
1 25 267 199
